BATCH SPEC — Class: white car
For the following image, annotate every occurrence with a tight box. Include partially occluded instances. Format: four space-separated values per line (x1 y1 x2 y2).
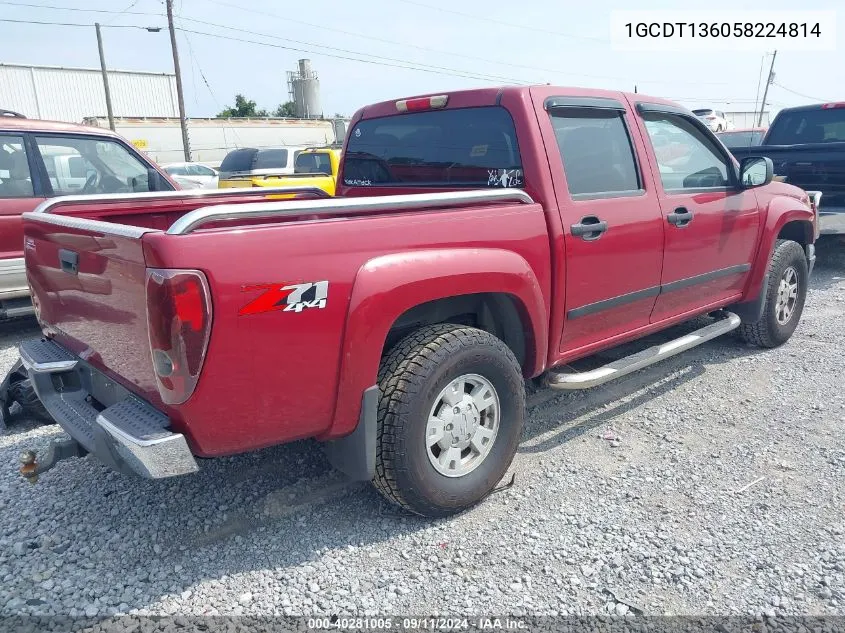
161 162 219 189
692 109 731 132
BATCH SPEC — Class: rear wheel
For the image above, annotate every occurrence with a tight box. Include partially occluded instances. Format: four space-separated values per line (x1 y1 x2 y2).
374 324 525 517
738 239 808 348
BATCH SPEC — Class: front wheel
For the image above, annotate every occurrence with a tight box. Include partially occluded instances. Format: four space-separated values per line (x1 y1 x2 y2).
374 324 525 517
738 239 808 348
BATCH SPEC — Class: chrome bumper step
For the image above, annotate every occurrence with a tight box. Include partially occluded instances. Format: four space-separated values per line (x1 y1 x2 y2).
546 312 741 390
18 338 199 479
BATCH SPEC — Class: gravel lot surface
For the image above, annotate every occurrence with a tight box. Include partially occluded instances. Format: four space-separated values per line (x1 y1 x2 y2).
0 237 843 621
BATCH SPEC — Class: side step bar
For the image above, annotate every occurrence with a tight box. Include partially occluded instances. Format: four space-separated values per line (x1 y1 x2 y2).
546 312 741 390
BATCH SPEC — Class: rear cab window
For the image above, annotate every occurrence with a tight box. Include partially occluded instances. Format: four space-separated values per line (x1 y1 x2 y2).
766 107 845 144
295 151 333 175
343 106 523 188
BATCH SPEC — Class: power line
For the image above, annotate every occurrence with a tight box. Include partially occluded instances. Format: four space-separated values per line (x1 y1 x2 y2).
175 15 531 85
0 17 158 28
0 1 157 15
772 82 832 103
102 0 146 26
395 0 608 43
175 26 533 84
197 0 726 86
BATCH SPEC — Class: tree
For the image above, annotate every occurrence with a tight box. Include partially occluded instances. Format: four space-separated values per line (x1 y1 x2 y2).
272 101 297 117
217 94 268 118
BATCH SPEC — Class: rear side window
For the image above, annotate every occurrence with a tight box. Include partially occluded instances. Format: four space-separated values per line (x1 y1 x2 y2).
549 108 641 197
766 107 845 144
343 106 523 187
0 135 33 198
219 149 257 173
254 149 289 169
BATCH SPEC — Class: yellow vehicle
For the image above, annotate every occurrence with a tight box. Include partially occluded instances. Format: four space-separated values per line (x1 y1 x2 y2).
219 146 341 196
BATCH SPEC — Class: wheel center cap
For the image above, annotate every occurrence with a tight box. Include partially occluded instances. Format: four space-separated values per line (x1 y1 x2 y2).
449 398 480 445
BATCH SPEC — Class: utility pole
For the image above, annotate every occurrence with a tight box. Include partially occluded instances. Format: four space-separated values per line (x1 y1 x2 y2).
166 0 191 162
757 50 777 128
95 23 115 132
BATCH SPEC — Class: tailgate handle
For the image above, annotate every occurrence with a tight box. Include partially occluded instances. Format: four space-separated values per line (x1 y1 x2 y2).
59 249 79 275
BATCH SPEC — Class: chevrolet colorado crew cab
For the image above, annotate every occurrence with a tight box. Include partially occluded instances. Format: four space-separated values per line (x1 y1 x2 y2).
5 86 818 517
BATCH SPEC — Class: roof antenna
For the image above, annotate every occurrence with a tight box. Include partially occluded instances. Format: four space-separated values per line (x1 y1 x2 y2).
634 85 638 93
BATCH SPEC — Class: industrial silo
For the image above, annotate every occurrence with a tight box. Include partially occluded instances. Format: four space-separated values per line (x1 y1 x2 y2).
288 59 322 119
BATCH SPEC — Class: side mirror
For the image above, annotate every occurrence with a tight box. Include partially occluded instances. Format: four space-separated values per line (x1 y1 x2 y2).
739 156 773 188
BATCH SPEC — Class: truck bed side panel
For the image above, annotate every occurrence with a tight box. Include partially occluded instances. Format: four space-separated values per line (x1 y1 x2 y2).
141 202 550 457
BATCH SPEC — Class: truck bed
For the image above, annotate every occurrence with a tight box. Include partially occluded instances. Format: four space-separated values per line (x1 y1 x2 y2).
22 187 545 458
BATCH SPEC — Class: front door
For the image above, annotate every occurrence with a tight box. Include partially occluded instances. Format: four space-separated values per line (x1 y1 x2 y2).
632 104 760 323
531 91 666 357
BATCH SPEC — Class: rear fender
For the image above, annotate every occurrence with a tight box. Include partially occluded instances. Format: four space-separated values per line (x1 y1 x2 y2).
741 196 814 305
324 248 547 439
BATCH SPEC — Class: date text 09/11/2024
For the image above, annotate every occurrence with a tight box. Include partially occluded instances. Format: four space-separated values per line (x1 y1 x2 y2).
307 617 528 630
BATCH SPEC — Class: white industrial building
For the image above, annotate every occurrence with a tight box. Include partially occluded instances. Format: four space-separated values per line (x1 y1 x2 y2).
0 62 178 121
0 61 348 166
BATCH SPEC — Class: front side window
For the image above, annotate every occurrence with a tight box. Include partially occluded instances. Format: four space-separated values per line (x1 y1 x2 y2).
35 136 155 195
343 106 523 187
642 114 731 190
0 135 33 198
549 108 641 197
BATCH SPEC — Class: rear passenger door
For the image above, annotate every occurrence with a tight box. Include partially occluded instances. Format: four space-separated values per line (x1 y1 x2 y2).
631 103 760 323
532 92 666 355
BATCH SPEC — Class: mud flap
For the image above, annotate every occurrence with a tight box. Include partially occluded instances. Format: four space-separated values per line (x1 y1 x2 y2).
730 271 770 324
322 385 378 481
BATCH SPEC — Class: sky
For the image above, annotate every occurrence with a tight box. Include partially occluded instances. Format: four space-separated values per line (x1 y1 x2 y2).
0 0 842 120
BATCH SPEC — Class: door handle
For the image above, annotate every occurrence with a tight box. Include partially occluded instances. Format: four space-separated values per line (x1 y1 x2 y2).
667 206 694 228
58 249 79 275
570 216 608 241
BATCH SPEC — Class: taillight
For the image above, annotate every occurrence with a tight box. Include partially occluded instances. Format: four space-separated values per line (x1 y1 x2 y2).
145 268 212 405
395 95 448 112
706 115 716 120
821 102 845 109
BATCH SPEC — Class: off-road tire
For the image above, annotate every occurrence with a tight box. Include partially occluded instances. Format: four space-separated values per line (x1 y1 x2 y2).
738 239 808 348
374 324 525 517
9 379 51 422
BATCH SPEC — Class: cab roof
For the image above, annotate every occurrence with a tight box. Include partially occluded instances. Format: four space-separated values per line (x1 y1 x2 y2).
354 85 684 120
0 115 122 137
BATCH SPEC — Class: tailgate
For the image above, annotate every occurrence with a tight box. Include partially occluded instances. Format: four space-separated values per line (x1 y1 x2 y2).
22 214 160 403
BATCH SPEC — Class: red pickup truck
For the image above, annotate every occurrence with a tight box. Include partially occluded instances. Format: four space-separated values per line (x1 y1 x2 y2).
4 86 818 517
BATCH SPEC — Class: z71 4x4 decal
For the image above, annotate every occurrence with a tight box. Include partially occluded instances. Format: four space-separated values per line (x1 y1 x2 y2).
239 281 329 316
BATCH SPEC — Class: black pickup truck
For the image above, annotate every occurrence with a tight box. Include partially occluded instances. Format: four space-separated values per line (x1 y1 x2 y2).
731 102 845 235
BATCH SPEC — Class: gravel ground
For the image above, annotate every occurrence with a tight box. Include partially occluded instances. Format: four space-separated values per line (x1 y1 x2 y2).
1 237 844 620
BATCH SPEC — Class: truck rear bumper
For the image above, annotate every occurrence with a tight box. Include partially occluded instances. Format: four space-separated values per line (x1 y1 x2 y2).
19 338 199 479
